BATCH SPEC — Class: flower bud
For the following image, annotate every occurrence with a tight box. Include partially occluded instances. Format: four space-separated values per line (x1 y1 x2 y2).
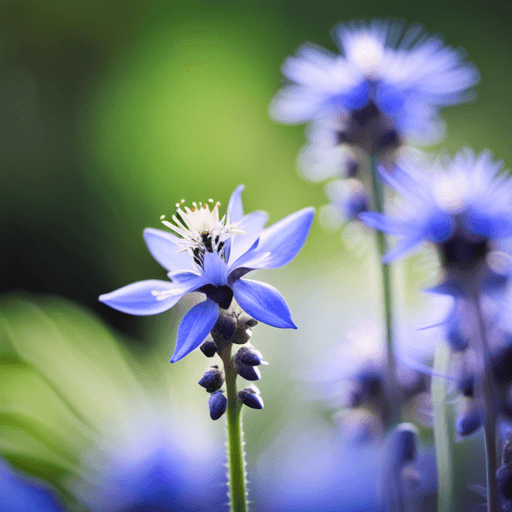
232 327 253 345
234 346 265 366
393 423 418 464
209 391 227 420
211 314 237 341
497 463 512 501
237 313 258 329
238 388 264 409
455 409 482 436
198 366 224 393
200 339 218 358
235 362 261 381
447 319 469 352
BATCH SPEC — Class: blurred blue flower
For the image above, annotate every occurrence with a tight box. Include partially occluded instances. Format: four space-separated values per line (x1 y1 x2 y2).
360 149 512 294
100 185 314 362
0 459 64 512
70 407 226 512
309 324 431 443
271 19 478 180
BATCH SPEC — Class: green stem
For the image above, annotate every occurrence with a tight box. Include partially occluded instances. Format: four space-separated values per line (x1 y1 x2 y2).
432 341 454 512
369 157 399 427
472 295 499 512
220 343 248 512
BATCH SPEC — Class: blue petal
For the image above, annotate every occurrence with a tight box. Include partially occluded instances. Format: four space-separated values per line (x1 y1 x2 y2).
376 83 405 115
232 279 297 329
228 211 269 265
230 207 314 271
462 208 512 239
423 211 455 242
227 185 245 224
358 212 409 235
202 252 229 286
143 228 195 272
424 280 465 298
378 166 422 202
329 80 369 110
382 235 424 263
99 279 199 315
170 299 219 363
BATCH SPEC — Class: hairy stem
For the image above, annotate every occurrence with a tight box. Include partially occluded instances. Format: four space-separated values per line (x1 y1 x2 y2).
472 295 499 512
220 343 248 512
369 157 399 427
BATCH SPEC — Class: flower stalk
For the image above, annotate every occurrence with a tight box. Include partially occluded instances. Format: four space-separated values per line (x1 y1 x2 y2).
220 342 248 512
472 294 499 512
369 156 399 427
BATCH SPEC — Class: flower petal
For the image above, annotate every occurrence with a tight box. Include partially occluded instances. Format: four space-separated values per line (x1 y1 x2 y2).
99 279 193 316
170 299 219 363
227 185 245 224
228 211 269 265
358 212 409 235
382 235 425 264
143 228 195 272
232 279 297 329
230 207 314 271
202 252 229 286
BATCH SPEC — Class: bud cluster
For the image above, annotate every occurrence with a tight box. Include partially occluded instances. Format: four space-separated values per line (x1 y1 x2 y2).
197 309 267 421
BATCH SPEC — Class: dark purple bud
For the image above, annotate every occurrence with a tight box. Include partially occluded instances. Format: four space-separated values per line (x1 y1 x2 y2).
211 314 237 341
346 158 359 178
235 346 264 366
236 362 261 381
457 373 474 397
455 410 482 436
198 366 224 393
209 391 227 420
497 463 512 501
238 388 264 409
447 320 469 352
200 340 217 358
393 423 417 464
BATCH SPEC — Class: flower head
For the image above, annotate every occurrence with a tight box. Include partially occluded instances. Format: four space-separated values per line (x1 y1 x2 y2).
360 149 512 293
270 19 478 180
99 185 314 363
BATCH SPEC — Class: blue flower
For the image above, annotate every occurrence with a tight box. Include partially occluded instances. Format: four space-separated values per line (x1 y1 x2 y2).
0 459 64 512
360 149 512 285
70 409 226 512
100 185 314 362
270 19 478 181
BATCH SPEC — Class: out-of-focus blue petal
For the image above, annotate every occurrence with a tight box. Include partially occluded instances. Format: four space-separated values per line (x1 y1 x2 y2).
0 460 64 512
462 209 512 239
382 235 424 263
329 80 369 110
202 252 229 286
143 228 195 272
228 211 269 265
424 280 465 297
358 212 409 235
377 83 406 114
99 279 199 315
171 299 219 363
423 212 455 242
227 184 245 224
231 279 297 329
229 207 314 271
378 165 422 202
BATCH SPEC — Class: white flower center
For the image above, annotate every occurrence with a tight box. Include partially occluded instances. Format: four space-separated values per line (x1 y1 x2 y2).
160 198 245 266
346 33 385 79
433 174 469 214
